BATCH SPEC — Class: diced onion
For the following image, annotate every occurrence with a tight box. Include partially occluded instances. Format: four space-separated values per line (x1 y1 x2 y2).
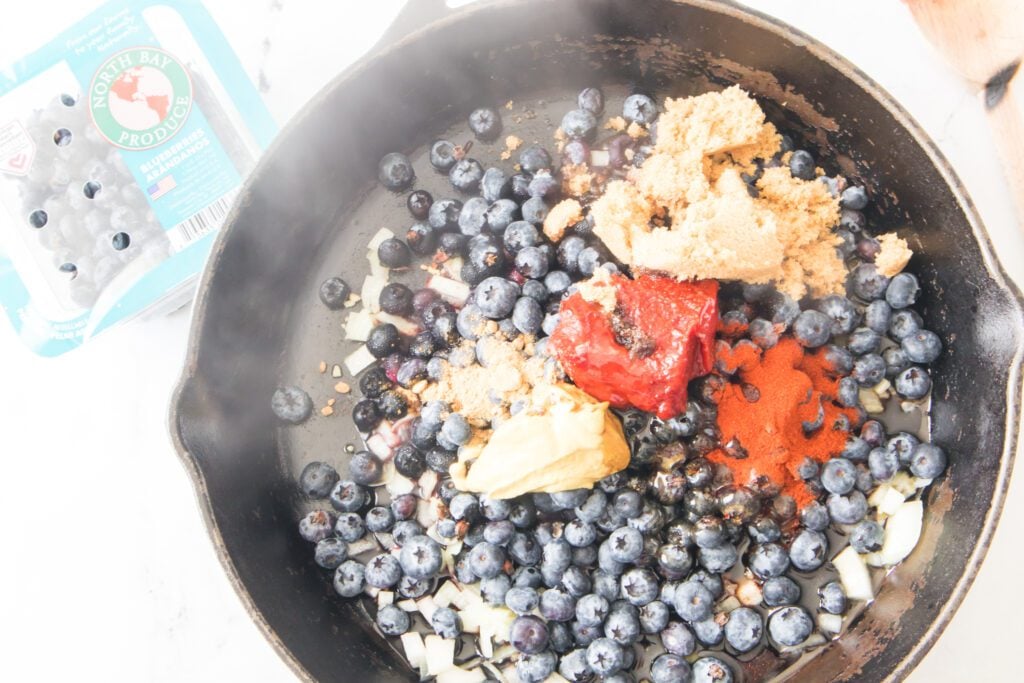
344 345 376 375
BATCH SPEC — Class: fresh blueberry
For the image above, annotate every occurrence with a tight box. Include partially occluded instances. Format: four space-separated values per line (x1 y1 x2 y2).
853 353 886 386
848 326 882 355
391 520 424 546
620 568 659 606
508 296 544 335
592 570 621 602
763 576 801 606
313 536 349 569
657 543 693 580
559 648 592 681
541 313 560 336
840 186 869 210
691 616 725 647
787 149 815 180
862 302 890 336
335 512 366 541
694 516 725 549
431 606 462 639
850 263 891 301
883 347 911 377
748 542 790 579
378 152 414 191
607 527 644 563
902 330 942 363
511 614 550 653
377 237 412 269
789 529 828 571
850 519 885 553
769 606 814 647
406 222 438 256
376 604 410 636
868 447 899 481
692 656 734 683
332 560 365 597
623 94 657 124
348 451 383 486
299 462 340 499
528 171 561 200
509 499 538 529
429 140 457 172
910 443 947 479
586 637 624 676
481 574 512 606
299 510 336 543
603 603 641 645
505 585 540 614
271 386 313 424
792 310 832 348
428 197 462 232
515 245 549 279
455 196 488 236
397 534 441 579
449 158 484 193
821 457 857 494
475 276 519 319
889 309 923 341
819 580 847 615
482 520 514 546
329 479 369 513
407 189 433 220
660 621 696 656
896 366 932 399
724 606 763 653
545 270 572 298
612 490 643 519
318 277 350 310
478 169 510 205
468 107 502 140
365 506 395 533
827 490 868 524
639 600 670 634
468 541 506 579
562 109 598 140
453 554 476 584
521 196 549 225
520 145 553 173
698 542 738 574
817 295 859 335
364 553 402 588
517 650 557 683
673 580 714 622
886 272 920 309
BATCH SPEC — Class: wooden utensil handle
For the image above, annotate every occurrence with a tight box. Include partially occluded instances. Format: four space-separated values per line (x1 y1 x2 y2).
987 71 1024 225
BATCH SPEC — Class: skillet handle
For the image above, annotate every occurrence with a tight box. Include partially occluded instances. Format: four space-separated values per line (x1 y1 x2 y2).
372 0 480 52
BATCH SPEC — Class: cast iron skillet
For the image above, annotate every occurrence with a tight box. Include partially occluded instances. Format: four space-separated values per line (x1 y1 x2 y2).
170 0 1024 680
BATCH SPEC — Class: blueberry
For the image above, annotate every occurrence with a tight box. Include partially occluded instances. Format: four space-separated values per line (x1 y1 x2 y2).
455 196 489 237
379 283 414 317
329 480 368 512
396 358 428 388
364 553 402 588
840 208 866 232
429 140 457 172
562 109 598 140
450 158 484 193
620 568 659 606
853 353 886 386
481 574 512 605
657 543 693 580
788 150 816 180
827 490 868 524
522 196 549 225
603 603 641 645
424 447 455 474
821 457 857 494
673 580 714 622
440 413 471 447
850 519 885 553
886 272 920 309
841 186 869 210
660 621 696 656
475 276 519 318
509 500 538 529
312 536 349 569
896 366 932 399
378 389 409 420
694 516 725 549
748 542 790 579
789 529 828 571
698 542 739 574
468 107 502 140
793 310 832 348
586 637 624 676
724 606 763 653
453 553 476 584
692 656 734 683
507 296 544 335
378 152 414 191
861 419 886 447
819 580 847 614
484 520 515 546
503 220 539 254
511 614 550 653
902 330 942 363
763 576 801 606
299 509 337 543
468 541 506 579
573 544 598 568
607 527 644 563
516 245 549 279
768 606 814 646
817 295 860 335
365 506 395 533
395 520 426 547
502 585 539 615
884 347 912 377
398 575 430 599
622 93 657 124
449 492 480 521
332 560 365 597
407 189 433 220
390 494 417 522
851 263 890 301
559 648 592 681
376 603 410 636
520 145 553 173
517 651 557 683
910 443 947 479
318 277 350 309
376 236 412 269
545 270 572 298
480 168 511 203
868 447 899 481
529 170 561 200
271 386 313 424
335 512 366 542
428 197 462 231
748 317 779 349
691 616 725 647
299 462 340 499
431 606 462 639
889 309 923 340
639 600 670 634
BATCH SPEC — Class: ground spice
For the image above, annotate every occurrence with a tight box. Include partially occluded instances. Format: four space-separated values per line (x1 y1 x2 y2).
708 338 855 507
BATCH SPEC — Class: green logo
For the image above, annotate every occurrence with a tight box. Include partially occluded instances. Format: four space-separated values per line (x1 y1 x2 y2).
89 46 193 150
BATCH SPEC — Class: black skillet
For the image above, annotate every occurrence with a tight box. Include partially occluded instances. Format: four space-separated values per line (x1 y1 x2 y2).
170 0 1024 680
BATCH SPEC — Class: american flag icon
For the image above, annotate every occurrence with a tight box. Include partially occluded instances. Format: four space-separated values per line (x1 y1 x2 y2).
147 175 177 199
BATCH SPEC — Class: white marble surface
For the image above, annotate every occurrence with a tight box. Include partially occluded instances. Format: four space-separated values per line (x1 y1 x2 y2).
0 1 1021 681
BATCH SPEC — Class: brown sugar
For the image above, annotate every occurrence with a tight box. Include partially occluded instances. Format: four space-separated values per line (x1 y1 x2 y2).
562 164 595 197
874 232 914 277
543 199 584 242
588 86 844 299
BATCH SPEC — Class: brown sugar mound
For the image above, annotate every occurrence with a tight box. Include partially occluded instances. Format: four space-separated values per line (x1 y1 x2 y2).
590 86 844 299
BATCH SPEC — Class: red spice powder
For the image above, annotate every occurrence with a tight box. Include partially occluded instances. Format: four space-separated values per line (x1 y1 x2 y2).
708 338 855 507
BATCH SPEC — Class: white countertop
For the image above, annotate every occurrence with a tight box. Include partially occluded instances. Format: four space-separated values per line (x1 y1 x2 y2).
1 1 1021 681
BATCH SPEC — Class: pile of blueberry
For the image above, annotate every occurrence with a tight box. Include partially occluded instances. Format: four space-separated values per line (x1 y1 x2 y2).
4 92 171 309
284 88 948 683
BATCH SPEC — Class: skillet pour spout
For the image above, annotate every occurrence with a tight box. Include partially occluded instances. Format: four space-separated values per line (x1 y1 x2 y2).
170 1 1024 681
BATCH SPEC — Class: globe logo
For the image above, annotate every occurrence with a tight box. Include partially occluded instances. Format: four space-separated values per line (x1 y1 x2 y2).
107 66 175 131
89 47 193 150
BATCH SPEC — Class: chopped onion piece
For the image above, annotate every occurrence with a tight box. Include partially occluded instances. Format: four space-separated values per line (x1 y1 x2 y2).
433 581 463 609
590 149 610 167
818 613 843 634
424 635 456 676
442 256 464 280
386 472 416 496
890 471 918 497
361 274 389 313
367 227 395 251
367 434 394 461
718 595 741 613
400 632 426 672
833 546 874 601
397 599 418 612
377 591 394 608
436 668 486 683
877 500 923 566
375 311 421 336
417 596 439 622
427 275 472 306
419 470 440 497
347 536 379 556
343 307 374 342
344 344 376 375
